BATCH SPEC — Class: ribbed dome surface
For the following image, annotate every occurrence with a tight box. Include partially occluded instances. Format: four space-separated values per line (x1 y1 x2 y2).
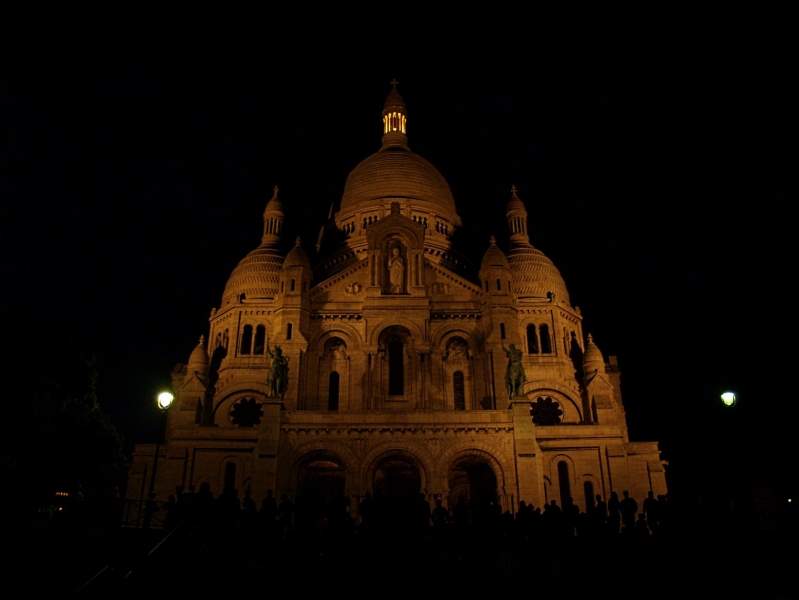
340 147 458 219
221 245 284 305
480 237 509 271
507 245 570 303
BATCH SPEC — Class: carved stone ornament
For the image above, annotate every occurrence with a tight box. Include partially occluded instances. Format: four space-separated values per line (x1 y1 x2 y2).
229 397 264 427
530 396 562 425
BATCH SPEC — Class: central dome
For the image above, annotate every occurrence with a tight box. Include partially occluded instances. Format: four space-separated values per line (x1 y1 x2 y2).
340 147 458 217
337 83 461 226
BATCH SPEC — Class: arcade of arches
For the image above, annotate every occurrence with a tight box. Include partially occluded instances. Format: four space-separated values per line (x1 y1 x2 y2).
129 84 666 522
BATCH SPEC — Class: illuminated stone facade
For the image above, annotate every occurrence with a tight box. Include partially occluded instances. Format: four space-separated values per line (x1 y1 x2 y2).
129 85 666 516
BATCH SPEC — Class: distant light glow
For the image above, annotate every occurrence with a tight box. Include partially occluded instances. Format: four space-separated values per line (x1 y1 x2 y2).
720 391 736 407
157 392 175 410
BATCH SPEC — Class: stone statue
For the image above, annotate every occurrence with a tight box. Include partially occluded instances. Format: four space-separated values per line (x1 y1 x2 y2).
266 343 290 399
388 246 405 294
502 343 526 398
331 342 346 360
446 340 467 361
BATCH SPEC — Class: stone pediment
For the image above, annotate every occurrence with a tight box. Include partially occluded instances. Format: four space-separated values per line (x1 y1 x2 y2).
311 260 369 301
365 207 425 251
425 262 482 296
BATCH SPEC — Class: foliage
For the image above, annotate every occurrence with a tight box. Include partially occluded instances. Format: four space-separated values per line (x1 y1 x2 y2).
3 333 125 503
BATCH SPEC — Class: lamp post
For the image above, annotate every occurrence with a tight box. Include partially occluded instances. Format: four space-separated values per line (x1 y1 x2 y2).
147 391 174 498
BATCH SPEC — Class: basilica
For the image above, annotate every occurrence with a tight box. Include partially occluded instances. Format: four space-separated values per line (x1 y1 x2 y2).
128 84 666 518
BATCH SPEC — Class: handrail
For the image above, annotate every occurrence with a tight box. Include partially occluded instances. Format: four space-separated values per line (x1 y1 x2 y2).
73 521 183 595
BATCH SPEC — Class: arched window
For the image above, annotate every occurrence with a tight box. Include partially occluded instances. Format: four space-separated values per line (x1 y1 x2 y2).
557 461 571 508
254 325 266 355
328 372 340 411
500 322 506 340
286 323 293 340
540 324 552 354
526 324 539 354
290 278 296 291
240 325 253 355
453 371 465 410
484 280 489 291
496 278 501 291
388 339 404 395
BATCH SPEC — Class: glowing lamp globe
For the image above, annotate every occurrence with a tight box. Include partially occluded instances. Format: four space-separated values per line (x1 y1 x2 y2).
157 392 175 410
720 391 736 407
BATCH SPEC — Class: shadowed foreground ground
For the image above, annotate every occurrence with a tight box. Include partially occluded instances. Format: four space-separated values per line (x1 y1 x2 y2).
8 508 795 598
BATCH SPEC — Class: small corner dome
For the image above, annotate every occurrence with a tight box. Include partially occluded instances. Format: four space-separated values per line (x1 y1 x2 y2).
187 336 209 372
222 245 284 305
480 236 509 271
283 237 311 270
583 334 605 373
507 246 570 303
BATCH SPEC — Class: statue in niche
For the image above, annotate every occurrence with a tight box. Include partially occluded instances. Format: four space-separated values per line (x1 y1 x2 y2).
266 343 290 399
502 342 527 398
387 245 405 294
329 342 347 360
446 339 468 362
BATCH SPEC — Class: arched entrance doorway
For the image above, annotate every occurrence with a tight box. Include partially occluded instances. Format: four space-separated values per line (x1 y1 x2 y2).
296 457 347 533
447 455 499 524
369 455 424 534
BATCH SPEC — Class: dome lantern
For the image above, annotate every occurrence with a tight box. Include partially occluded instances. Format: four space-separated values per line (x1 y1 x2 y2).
381 79 409 150
262 186 284 246
506 185 530 246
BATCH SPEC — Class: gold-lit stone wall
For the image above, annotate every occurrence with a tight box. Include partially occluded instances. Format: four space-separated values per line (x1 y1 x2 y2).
129 87 666 517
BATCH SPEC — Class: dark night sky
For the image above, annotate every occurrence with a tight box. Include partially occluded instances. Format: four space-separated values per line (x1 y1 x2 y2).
3 3 797 497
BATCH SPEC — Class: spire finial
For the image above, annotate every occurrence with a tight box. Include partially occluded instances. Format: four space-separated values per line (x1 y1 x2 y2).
587 333 594 344
489 235 497 245
390 78 399 90
295 236 302 247
511 184 518 195
199 335 205 345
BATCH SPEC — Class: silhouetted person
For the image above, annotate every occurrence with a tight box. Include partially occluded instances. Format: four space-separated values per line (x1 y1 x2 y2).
259 489 278 538
643 490 659 532
594 494 608 524
635 513 650 538
432 498 448 535
620 490 638 532
164 494 178 531
241 488 257 532
142 491 158 533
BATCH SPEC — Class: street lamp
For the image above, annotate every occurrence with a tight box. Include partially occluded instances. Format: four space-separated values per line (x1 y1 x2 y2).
147 391 174 498
720 391 737 407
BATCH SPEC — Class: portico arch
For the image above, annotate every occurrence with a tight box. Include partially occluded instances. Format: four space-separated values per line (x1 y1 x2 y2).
443 450 502 516
294 449 350 533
